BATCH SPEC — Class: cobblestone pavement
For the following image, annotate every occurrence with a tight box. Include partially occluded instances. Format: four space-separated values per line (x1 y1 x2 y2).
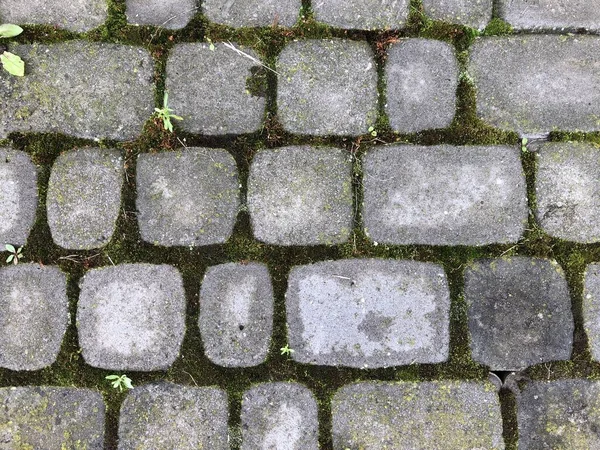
0 0 600 449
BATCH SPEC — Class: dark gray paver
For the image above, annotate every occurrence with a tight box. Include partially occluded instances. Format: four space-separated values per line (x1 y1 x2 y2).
199 262 273 367
469 36 600 135
465 257 573 371
0 264 68 371
247 146 353 246
166 42 266 135
0 41 154 141
0 387 105 449
332 381 504 449
0 148 38 247
535 142 600 243
277 39 378 136
583 264 600 362
312 0 409 30
77 264 186 371
364 145 527 245
241 382 319 450
136 148 239 247
47 148 123 250
118 383 228 450
422 0 493 30
386 39 458 133
286 259 450 368
203 0 300 27
499 0 600 32
126 0 197 29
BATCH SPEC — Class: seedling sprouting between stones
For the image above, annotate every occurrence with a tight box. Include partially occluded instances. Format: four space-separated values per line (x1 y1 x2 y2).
280 344 294 356
154 91 183 132
0 24 25 77
106 374 134 392
4 244 23 265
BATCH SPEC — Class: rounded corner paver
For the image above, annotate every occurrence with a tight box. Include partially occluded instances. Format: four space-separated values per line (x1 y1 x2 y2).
498 0 600 32
202 0 301 27
126 0 198 29
422 0 493 30
312 0 410 30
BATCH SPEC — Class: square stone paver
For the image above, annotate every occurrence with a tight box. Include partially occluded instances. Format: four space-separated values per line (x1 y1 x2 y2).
312 0 409 30
126 0 197 29
498 0 600 32
422 0 493 30
583 263 600 362
202 0 301 27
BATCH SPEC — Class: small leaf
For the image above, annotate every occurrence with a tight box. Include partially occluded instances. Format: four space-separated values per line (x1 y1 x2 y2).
5 244 15 253
6 255 13 263
122 377 133 390
12 257 17 265
0 24 23 38
163 91 169 108
105 375 119 380
171 114 183 121
1 52 25 77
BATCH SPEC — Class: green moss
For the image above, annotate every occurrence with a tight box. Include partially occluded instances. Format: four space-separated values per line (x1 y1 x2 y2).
483 18 514 36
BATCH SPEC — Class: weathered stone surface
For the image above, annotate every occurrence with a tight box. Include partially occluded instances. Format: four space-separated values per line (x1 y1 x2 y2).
0 41 154 141
465 257 573 370
166 42 266 135
286 259 450 368
313 0 409 29
241 382 318 450
277 39 378 136
0 387 105 449
136 148 239 247
0 264 68 371
535 142 600 243
0 0 107 32
199 262 273 367
499 0 600 32
203 0 300 27
126 0 197 29
0 148 38 247
118 383 228 450
583 264 600 362
77 264 186 371
386 39 458 133
332 381 504 449
422 0 493 30
47 148 123 250
469 36 600 134
247 146 353 245
363 145 527 245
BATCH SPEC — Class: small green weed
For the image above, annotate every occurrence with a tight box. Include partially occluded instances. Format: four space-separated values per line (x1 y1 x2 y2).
154 91 183 133
106 374 134 392
4 244 23 265
0 24 25 76
280 344 294 356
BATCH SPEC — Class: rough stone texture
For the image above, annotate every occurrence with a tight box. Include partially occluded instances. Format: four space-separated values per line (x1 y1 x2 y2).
363 145 528 245
166 42 266 135
47 148 123 250
199 262 273 367
0 0 107 32
465 257 574 371
0 264 68 371
499 0 600 32
247 146 353 246
516 379 600 449
286 259 450 368
312 0 409 30
535 142 600 243
77 264 186 371
422 0 493 30
277 39 378 136
332 381 504 449
469 36 600 135
118 383 228 450
241 382 319 450
0 148 38 247
0 41 154 141
126 0 197 29
0 387 105 449
583 264 600 362
203 0 300 27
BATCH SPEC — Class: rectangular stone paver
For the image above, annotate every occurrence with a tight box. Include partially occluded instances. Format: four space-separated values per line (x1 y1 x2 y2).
126 0 197 29
499 0 600 32
202 0 301 27
583 263 600 363
312 0 409 30
422 0 493 30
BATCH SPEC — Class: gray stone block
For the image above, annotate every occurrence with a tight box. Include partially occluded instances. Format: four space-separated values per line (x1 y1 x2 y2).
0 387 105 449
363 144 527 245
385 39 458 133
199 262 273 367
77 264 186 371
0 148 38 247
203 0 300 27
126 0 197 29
277 39 378 136
286 259 450 368
422 0 493 30
332 381 504 449
312 0 409 30
241 382 318 450
166 42 266 135
583 264 600 362
499 0 600 32
0 41 154 141
118 383 228 450
469 36 600 135
465 257 573 371
136 148 239 247
0 264 68 371
47 148 123 250
247 146 353 246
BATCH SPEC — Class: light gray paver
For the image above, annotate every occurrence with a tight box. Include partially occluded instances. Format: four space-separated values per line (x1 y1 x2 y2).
422 0 493 30
332 381 504 449
47 148 123 250
199 262 273 367
247 146 353 246
465 257 573 371
277 39 378 136
499 0 600 32
583 264 600 362
0 148 38 247
202 0 300 27
363 145 527 245
313 0 409 30
118 383 228 450
166 42 266 135
0 387 105 449
0 264 68 371
286 259 450 368
77 264 186 371
0 41 154 141
469 35 600 135
136 148 239 247
126 0 197 29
